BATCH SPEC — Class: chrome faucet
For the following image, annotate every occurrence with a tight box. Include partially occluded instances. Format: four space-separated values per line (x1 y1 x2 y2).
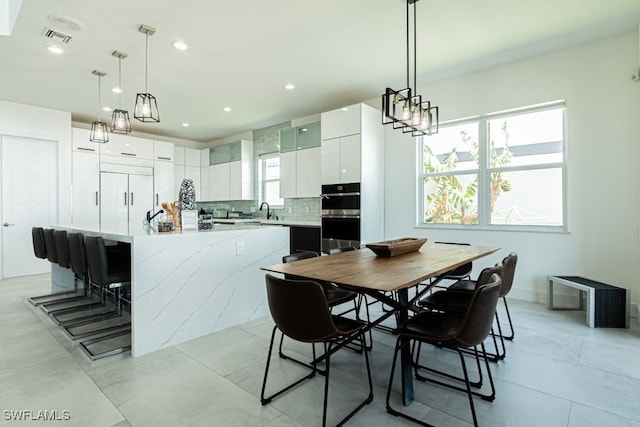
259 202 272 220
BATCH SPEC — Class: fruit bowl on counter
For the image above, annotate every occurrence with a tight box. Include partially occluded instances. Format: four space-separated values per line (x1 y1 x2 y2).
366 237 427 257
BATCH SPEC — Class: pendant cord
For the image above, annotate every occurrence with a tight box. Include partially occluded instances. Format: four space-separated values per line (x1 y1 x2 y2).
413 0 417 93
406 0 409 90
145 34 149 93
97 75 102 121
118 58 122 109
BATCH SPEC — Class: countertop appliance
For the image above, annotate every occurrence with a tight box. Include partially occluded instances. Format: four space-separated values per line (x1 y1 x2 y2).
321 182 361 253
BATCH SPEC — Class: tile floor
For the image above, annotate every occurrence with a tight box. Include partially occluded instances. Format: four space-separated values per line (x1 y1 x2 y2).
1 273 639 426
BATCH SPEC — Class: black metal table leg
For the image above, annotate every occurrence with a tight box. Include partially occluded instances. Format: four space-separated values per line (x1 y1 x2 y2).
396 288 414 406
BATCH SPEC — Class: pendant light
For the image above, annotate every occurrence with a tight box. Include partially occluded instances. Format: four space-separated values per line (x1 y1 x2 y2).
134 24 159 122
89 70 109 143
111 50 131 133
381 0 439 136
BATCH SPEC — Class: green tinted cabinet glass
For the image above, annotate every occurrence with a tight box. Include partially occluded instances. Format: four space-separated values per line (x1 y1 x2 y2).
279 128 296 153
210 144 231 165
229 141 242 161
296 122 320 149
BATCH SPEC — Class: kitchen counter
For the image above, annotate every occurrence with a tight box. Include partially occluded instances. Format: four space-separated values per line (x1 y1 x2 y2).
213 218 321 227
52 223 289 357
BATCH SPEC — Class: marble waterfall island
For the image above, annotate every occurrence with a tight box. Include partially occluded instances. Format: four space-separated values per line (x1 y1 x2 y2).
55 224 289 357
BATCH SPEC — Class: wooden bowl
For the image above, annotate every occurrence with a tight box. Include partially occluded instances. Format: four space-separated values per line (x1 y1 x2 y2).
366 238 428 257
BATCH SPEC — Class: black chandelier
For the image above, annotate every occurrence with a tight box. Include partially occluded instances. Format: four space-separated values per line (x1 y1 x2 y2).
382 0 438 136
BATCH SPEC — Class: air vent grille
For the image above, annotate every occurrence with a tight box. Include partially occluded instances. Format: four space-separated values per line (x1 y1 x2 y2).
41 28 72 43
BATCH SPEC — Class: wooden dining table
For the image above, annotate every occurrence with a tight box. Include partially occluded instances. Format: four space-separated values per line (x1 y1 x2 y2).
261 241 500 406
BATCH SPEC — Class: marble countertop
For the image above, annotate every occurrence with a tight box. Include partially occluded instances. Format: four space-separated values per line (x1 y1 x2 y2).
212 218 320 227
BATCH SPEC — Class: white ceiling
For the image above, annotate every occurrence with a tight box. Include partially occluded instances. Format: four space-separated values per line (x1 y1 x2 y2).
0 0 639 143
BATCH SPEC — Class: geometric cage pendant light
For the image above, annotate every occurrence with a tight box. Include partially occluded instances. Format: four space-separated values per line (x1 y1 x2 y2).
134 24 160 123
111 50 132 133
381 0 439 137
89 70 109 143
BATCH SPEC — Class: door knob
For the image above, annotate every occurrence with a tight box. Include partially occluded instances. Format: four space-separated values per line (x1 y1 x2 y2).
3 222 15 227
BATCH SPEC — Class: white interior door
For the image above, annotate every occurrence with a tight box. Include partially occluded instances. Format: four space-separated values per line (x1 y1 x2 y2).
100 172 128 226
1 135 58 278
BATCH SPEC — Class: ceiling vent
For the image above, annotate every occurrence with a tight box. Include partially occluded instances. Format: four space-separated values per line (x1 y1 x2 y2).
41 27 72 43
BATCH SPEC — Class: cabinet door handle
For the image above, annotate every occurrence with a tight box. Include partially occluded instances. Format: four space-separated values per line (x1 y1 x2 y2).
77 147 96 152
157 156 171 161
130 192 134 205
124 192 128 206
121 152 136 157
95 191 99 206
156 194 159 206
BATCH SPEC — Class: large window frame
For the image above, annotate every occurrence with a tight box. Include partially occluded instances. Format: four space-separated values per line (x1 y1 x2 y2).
259 152 284 208
418 101 567 232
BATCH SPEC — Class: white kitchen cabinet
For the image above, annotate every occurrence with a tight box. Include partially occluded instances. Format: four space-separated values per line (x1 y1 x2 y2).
320 104 361 140
175 147 185 165
72 128 100 153
174 163 185 197
100 133 154 159
200 148 210 167
153 140 175 162
296 147 321 197
210 163 230 201
72 150 100 224
154 161 175 207
200 165 211 201
279 151 297 198
338 134 361 184
100 171 153 228
186 148 200 166
320 138 341 184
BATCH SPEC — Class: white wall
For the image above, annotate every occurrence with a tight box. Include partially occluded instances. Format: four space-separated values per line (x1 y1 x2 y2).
383 31 640 309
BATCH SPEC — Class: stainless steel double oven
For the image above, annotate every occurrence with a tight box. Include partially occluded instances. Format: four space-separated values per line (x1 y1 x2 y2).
321 182 361 253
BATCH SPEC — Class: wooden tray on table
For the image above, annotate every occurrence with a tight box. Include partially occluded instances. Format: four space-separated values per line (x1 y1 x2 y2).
366 238 427 257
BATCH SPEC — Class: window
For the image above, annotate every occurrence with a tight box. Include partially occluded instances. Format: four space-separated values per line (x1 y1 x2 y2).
419 102 565 229
259 153 284 207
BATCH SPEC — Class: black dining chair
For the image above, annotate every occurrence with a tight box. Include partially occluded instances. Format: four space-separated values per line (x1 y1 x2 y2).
386 274 502 427
261 274 373 427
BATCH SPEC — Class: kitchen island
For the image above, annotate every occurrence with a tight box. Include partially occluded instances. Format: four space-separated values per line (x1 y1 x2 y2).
53 223 289 357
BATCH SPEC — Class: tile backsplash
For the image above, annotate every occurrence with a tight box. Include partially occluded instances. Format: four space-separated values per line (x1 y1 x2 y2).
195 121 320 221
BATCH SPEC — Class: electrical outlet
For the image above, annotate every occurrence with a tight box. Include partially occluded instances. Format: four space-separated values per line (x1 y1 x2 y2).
632 68 640 82
236 241 244 255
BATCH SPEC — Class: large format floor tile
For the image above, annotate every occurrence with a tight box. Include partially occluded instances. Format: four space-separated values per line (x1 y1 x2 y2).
1 274 639 426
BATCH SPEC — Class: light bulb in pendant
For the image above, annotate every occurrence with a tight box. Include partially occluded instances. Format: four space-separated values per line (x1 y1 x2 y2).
421 111 431 130
412 105 421 126
401 100 410 120
142 101 151 116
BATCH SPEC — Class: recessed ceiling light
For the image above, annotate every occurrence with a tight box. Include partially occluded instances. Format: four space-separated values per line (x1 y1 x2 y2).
223 106 232 112
301 128 308 132
284 83 295 90
171 40 188 51
182 122 190 127
341 107 349 111
46 45 63 54
112 86 123 94
102 106 112 112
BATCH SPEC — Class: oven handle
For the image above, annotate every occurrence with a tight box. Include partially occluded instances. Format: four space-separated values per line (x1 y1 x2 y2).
320 192 360 198
321 215 361 219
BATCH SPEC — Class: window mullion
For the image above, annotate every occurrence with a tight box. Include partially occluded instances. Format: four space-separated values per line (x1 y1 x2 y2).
477 119 490 227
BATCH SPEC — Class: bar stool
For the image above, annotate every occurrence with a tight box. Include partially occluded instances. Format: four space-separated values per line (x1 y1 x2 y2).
49 233 117 326
28 228 85 308
63 236 131 358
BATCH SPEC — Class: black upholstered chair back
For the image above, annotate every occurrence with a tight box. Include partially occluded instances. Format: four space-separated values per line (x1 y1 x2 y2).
435 242 472 279
456 274 501 347
67 233 87 277
42 228 58 264
54 230 71 269
328 246 356 255
475 264 503 290
499 252 518 298
85 236 109 287
282 251 319 263
31 227 47 259
265 274 338 343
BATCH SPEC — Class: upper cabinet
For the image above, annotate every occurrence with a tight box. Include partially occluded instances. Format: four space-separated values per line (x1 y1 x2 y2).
320 103 381 185
153 140 175 162
203 140 253 201
99 133 154 159
279 122 321 198
72 128 100 153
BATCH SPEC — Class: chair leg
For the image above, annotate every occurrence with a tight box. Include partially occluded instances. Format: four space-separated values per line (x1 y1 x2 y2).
457 347 479 427
261 326 317 405
278 331 327 375
386 337 435 426
501 297 515 340
322 343 331 427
